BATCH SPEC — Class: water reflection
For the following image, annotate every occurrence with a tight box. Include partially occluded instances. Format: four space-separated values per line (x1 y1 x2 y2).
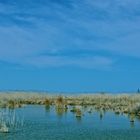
128 114 135 128
0 133 8 140
55 106 68 118
45 105 50 113
95 108 105 120
1 105 140 140
130 121 135 128
99 111 104 120
136 116 140 122
75 115 82 123
43 105 140 128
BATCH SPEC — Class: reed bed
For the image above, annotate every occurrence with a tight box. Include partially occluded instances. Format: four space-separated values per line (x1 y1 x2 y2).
1 91 140 133
0 92 140 119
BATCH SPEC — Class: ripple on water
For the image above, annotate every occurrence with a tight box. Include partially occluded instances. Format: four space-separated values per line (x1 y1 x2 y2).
0 105 140 140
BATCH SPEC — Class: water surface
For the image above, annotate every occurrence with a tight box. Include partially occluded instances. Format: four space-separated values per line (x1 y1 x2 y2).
0 105 140 140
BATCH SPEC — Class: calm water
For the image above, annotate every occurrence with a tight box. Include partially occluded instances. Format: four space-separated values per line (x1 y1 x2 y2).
0 105 140 140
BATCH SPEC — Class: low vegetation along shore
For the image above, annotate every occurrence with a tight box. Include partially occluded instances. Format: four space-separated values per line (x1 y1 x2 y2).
0 92 140 122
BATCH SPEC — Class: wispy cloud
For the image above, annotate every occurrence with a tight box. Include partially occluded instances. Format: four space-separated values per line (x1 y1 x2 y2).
20 55 114 70
0 0 140 69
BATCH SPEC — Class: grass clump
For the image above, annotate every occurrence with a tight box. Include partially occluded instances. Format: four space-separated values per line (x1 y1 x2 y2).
75 108 82 118
44 98 52 106
128 104 140 116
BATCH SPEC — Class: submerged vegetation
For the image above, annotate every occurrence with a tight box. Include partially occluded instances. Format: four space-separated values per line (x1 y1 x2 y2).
1 91 140 123
0 109 24 133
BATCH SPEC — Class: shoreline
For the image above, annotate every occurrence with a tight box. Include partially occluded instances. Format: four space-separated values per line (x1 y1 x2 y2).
0 92 140 118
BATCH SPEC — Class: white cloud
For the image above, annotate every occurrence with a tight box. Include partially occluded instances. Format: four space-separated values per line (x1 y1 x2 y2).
23 55 114 69
0 0 140 69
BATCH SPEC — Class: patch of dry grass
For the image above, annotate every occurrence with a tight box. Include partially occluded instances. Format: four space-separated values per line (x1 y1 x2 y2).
0 92 140 118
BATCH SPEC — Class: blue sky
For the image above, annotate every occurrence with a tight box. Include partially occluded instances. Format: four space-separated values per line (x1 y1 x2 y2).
0 0 140 93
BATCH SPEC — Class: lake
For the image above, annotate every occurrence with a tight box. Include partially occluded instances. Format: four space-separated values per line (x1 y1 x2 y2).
0 105 140 140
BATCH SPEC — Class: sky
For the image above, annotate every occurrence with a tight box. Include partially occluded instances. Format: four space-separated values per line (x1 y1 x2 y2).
0 0 140 93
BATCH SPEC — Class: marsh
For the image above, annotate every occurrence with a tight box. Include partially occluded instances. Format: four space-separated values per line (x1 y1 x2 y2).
0 105 140 140
0 92 140 139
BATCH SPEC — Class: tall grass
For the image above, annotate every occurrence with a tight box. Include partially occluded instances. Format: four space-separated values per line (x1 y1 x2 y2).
0 109 24 133
0 92 140 117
